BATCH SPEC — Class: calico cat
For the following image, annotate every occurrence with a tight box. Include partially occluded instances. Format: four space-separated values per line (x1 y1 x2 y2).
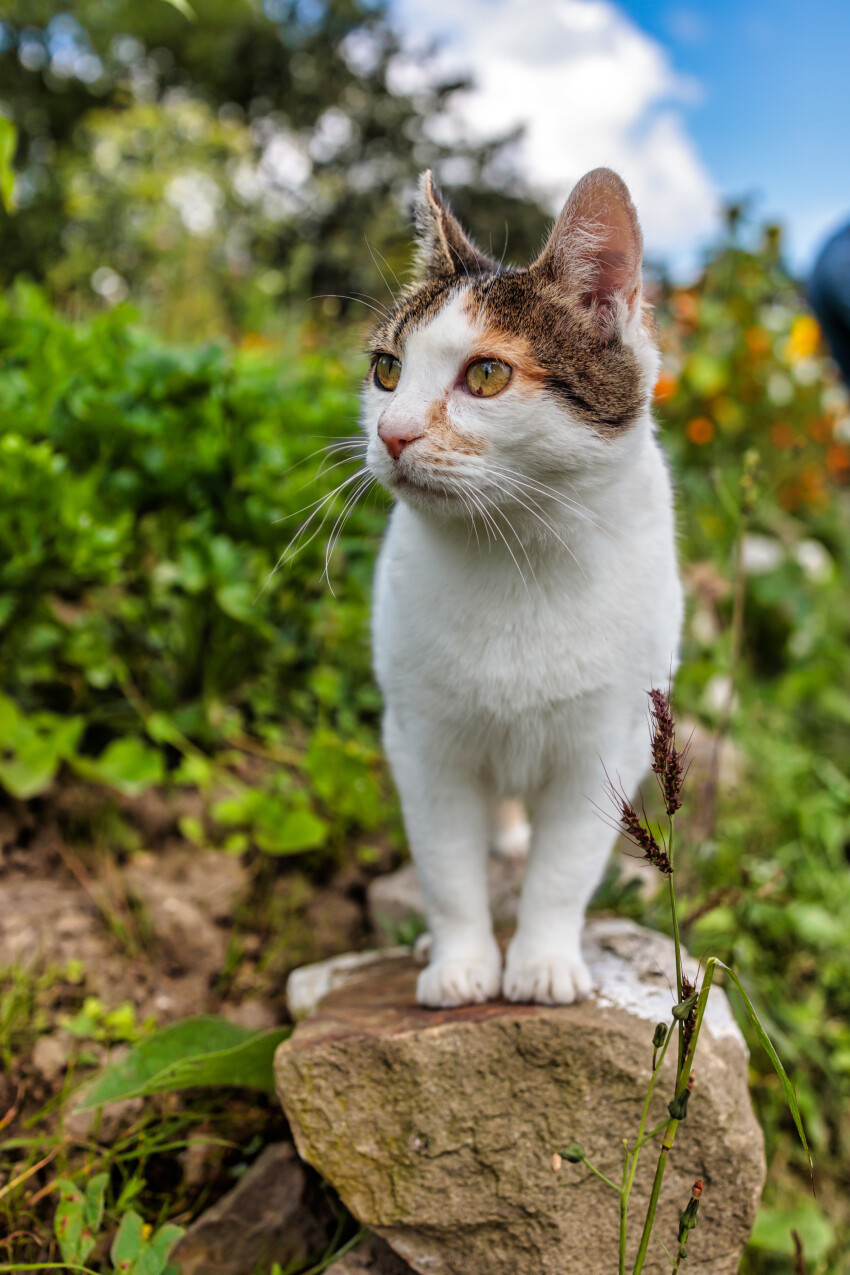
362 168 682 1007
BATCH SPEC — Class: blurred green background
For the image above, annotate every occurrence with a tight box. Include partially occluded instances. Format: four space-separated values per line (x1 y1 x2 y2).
1 3 850 1272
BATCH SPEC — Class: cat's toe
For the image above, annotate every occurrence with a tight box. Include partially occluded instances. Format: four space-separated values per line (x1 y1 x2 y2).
416 949 502 1008
502 948 593 1005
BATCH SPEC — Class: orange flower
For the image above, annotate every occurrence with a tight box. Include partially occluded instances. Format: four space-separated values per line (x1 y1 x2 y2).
654 370 677 401
770 422 798 449
672 291 698 324
827 444 850 480
686 417 715 445
745 326 770 354
810 416 834 444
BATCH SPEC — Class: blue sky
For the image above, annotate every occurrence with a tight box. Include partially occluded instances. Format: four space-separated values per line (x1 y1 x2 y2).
393 0 850 276
622 1 850 266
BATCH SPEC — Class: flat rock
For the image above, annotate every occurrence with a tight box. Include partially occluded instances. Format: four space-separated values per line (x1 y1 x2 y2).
275 919 765 1275
172 1142 329 1275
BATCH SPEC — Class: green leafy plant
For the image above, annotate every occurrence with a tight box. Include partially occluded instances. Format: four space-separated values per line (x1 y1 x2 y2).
54 1174 109 1268
110 1210 184 1275
75 1016 290 1111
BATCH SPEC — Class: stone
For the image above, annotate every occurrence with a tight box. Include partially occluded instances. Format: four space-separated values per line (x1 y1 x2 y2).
275 920 765 1275
327 1234 414 1273
172 1142 329 1275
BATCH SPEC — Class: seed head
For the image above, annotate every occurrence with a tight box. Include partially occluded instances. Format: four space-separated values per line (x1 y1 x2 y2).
648 688 688 815
618 796 673 876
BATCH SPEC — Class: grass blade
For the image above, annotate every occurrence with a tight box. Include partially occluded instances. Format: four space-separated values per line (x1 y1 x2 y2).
717 960 813 1182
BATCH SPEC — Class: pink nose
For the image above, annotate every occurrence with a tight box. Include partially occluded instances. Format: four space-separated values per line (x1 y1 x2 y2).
378 421 424 460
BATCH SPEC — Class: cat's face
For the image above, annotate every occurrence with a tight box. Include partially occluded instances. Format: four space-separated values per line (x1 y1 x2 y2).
361 169 660 520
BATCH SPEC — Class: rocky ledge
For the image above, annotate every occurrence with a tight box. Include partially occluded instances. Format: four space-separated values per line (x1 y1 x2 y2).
275 919 765 1275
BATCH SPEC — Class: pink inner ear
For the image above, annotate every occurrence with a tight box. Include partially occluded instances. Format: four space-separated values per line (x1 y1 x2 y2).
537 169 643 323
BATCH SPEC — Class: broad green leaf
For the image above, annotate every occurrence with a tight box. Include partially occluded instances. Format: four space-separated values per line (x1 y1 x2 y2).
75 1015 290 1109
718 961 812 1178
160 0 196 17
111 1210 144 1271
137 1223 185 1275
749 1200 834 1260
0 736 62 798
54 1179 88 1265
76 737 165 797
256 806 327 854
0 117 15 213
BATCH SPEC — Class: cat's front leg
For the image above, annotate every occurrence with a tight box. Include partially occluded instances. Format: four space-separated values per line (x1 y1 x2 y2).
503 752 638 1005
383 711 501 1007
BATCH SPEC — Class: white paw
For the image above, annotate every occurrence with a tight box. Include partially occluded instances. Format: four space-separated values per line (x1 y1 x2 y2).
502 944 593 1005
416 944 502 1008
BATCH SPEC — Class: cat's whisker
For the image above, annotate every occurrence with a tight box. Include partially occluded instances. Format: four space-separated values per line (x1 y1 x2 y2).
476 462 614 538
467 484 535 592
476 470 588 583
364 235 400 305
310 294 392 321
272 469 369 579
322 474 376 595
275 464 366 525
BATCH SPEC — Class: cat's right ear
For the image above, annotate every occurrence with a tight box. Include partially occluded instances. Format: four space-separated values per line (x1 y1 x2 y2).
533 168 643 340
414 171 495 280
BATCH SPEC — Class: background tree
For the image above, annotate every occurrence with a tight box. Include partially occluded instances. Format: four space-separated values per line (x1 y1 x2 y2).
0 0 550 334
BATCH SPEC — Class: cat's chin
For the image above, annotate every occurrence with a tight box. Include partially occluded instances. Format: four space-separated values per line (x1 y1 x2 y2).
383 471 466 515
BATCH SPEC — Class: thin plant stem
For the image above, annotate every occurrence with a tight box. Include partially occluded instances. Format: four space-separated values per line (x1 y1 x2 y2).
620 1015 676 1271
583 1160 622 1193
631 960 718 1275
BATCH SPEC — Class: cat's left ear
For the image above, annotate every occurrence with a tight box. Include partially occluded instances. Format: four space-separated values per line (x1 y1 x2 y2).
414 171 495 280
533 168 643 338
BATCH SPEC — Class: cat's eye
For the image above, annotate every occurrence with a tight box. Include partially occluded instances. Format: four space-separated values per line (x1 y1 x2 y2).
374 354 401 391
466 358 512 398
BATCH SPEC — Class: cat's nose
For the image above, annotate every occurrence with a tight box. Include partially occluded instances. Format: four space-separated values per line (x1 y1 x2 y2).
378 420 424 460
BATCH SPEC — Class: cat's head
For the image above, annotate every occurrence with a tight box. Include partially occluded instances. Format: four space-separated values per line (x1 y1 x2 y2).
361 168 659 519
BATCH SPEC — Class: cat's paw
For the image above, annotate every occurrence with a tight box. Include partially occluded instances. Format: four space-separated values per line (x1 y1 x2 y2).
502 943 593 1005
416 944 502 1008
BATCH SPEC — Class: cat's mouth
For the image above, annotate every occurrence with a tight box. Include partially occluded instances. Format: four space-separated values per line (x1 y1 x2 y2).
388 467 463 502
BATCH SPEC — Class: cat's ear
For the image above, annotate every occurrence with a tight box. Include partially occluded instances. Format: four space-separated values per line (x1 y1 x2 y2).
414 171 495 280
533 168 643 338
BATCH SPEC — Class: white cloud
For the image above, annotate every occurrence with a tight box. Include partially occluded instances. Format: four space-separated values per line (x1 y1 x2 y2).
393 0 720 272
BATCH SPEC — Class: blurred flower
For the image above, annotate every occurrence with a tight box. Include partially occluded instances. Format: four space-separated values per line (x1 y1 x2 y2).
654 369 677 401
785 314 821 362
686 417 714 445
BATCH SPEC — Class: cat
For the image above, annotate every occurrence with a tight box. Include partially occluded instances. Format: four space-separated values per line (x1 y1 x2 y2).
361 167 682 1007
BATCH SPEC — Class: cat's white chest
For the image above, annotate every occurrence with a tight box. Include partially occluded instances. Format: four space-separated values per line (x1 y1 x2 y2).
373 499 669 721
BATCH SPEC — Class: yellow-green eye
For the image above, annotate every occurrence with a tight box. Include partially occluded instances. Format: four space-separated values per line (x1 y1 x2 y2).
466 358 512 398
374 354 401 391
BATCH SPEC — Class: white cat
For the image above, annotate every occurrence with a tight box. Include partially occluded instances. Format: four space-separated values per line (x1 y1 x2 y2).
361 168 682 1008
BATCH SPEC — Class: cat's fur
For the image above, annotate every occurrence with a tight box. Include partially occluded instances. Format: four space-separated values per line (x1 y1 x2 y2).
361 168 682 1007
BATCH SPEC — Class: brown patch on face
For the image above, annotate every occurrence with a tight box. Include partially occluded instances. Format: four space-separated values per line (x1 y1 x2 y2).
464 269 646 430
426 393 485 457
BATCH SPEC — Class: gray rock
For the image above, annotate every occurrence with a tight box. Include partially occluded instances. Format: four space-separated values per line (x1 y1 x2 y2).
172 1142 328 1275
276 920 765 1275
